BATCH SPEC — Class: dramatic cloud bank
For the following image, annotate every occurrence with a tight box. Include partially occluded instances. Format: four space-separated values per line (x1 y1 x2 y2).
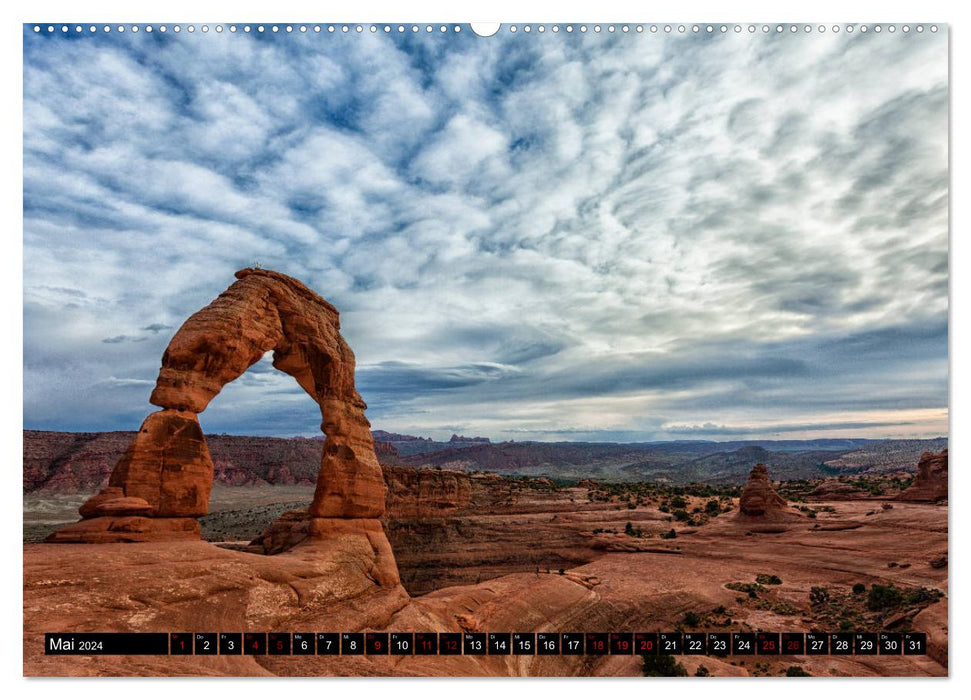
23 26 948 440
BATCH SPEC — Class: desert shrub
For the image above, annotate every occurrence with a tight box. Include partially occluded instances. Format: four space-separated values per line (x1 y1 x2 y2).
785 666 810 677
906 587 942 605
756 574 782 585
809 587 830 606
712 605 726 615
642 654 688 677
867 584 903 611
673 509 690 522
852 583 866 595
658 505 670 513
661 528 677 539
625 521 635 536
705 499 721 515
839 618 853 631
694 665 710 677
670 495 688 509
726 582 765 596
683 611 701 627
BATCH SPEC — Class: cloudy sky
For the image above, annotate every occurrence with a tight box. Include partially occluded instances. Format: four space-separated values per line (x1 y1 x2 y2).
23 25 948 441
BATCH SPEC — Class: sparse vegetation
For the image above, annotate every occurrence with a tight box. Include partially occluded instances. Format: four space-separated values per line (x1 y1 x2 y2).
809 587 831 606
756 573 782 585
867 584 903 611
642 654 688 677
727 581 765 597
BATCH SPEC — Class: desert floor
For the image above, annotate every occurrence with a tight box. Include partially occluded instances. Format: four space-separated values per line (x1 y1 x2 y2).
23 495 947 677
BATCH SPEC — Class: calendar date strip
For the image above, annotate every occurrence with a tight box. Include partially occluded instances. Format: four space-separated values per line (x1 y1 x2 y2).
45 631 927 656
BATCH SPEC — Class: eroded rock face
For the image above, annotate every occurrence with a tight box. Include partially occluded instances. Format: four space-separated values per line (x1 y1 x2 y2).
384 466 475 518
898 449 948 502
107 409 213 517
738 463 788 517
50 269 389 550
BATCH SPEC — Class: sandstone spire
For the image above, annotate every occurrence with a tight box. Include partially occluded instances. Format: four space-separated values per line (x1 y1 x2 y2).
738 463 788 517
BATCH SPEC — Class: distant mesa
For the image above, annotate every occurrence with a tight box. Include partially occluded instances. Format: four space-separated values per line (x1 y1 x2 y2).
372 430 433 443
449 434 491 444
897 449 948 503
47 268 399 583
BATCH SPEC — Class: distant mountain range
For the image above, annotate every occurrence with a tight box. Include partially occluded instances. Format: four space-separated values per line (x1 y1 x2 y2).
388 436 948 484
23 428 946 493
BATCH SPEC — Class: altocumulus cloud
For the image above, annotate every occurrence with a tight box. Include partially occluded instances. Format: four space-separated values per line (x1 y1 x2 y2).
23 27 948 440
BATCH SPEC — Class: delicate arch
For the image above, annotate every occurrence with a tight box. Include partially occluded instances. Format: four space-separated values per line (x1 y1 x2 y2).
50 269 386 543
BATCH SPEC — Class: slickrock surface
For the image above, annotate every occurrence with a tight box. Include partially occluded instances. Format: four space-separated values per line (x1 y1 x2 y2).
24 498 947 677
897 449 947 503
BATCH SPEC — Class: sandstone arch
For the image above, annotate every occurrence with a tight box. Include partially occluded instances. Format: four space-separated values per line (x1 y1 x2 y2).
49 269 389 557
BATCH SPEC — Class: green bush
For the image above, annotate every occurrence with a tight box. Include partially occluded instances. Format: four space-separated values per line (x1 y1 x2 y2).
755 574 782 585
809 587 830 606
785 666 811 677
670 495 688 509
867 584 903 611
642 654 688 677
673 509 690 522
727 582 765 596
661 528 677 539
906 587 941 605
852 583 866 595
705 499 721 515
683 611 701 627
694 665 710 677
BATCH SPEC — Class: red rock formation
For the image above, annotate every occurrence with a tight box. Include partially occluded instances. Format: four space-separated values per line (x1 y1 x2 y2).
897 449 948 502
49 269 391 561
384 466 474 518
806 480 868 501
738 463 788 517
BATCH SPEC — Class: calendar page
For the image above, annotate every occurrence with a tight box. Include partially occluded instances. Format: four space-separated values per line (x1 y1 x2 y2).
22 20 948 679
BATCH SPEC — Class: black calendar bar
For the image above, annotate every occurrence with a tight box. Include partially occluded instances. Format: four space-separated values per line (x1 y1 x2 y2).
43 631 927 656
45 632 169 655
